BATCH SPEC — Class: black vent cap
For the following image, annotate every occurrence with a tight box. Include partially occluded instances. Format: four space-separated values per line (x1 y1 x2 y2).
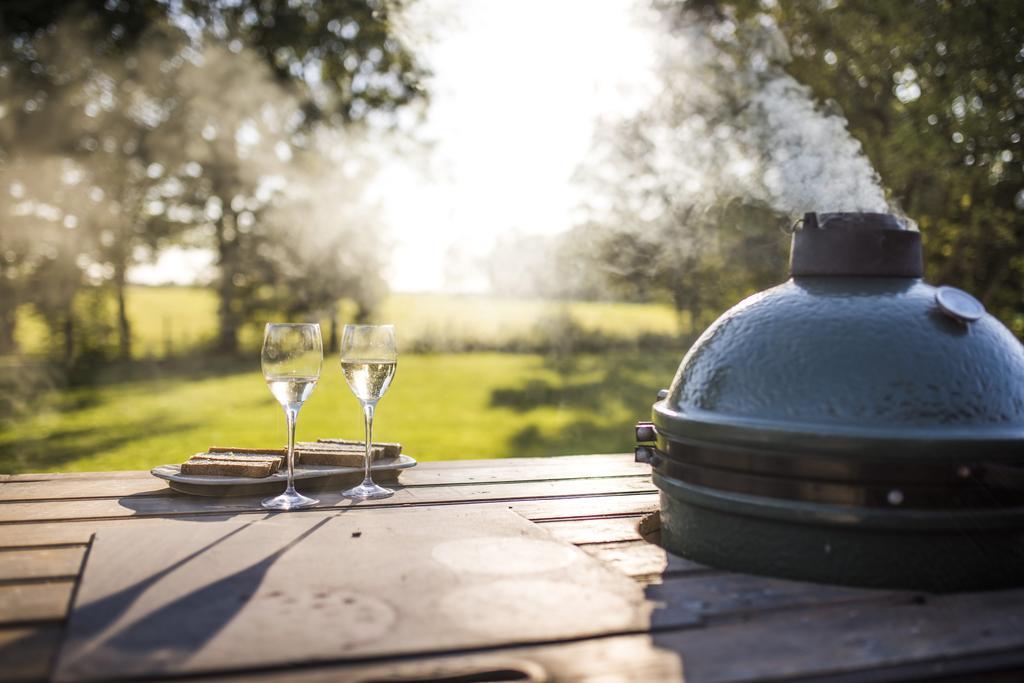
790 212 924 278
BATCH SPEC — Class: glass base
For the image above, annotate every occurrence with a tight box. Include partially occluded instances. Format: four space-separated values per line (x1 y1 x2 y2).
261 489 319 510
342 481 394 500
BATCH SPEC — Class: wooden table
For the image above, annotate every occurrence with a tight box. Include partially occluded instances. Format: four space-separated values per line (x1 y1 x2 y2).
2 454 1023 682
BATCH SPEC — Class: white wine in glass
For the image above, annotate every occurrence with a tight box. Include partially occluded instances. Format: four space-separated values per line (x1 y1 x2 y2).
261 323 323 511
341 360 396 402
340 324 397 500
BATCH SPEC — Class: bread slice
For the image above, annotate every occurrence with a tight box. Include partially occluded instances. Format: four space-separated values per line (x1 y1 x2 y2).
190 453 284 472
180 458 277 478
181 450 284 478
209 446 285 456
316 438 402 460
297 445 386 467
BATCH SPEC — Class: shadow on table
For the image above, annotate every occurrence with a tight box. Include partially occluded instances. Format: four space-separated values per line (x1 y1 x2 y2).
0 515 330 679
123 469 406 500
51 514 337 680
95 518 328 653
634 515 997 682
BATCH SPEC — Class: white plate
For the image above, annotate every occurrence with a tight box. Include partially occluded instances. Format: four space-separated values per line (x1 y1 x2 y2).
151 454 417 487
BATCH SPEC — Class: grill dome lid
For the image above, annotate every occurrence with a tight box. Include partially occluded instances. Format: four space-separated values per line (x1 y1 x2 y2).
653 212 1024 460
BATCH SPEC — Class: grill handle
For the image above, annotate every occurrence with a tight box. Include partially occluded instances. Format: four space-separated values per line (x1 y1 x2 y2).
634 445 661 466
635 421 657 443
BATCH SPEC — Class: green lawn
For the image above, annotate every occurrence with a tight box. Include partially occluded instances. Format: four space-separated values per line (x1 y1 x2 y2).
3 287 689 473
375 293 687 350
0 350 682 473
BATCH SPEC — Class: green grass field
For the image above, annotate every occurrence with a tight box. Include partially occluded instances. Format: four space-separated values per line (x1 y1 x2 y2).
0 351 683 473
15 288 688 357
2 288 688 473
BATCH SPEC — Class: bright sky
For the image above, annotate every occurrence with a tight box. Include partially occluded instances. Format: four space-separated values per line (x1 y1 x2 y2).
130 0 657 292
380 0 656 292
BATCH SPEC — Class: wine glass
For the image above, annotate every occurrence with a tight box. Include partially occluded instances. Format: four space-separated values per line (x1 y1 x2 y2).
340 324 397 500
261 323 323 510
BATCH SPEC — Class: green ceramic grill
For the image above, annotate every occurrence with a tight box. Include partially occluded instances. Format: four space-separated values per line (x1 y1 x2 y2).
636 212 1024 592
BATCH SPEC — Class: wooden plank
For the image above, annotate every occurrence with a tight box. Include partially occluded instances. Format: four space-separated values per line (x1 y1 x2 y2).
0 625 62 683
184 589 1024 683
0 479 170 503
648 588 1024 683
2 454 639 482
0 547 86 583
190 634 685 683
0 455 646 502
3 471 153 483
576 539 900 617
0 548 880 681
512 493 658 522
405 463 645 486
401 453 642 473
0 581 74 625
581 540 708 580
537 515 646 545
55 508 650 682
33 536 894 680
0 541 892 639
0 466 641 503
0 476 655 524
385 454 637 471
0 518 171 549
0 494 660 549
647 572 899 627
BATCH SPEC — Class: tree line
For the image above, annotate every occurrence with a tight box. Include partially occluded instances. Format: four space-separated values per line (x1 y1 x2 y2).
0 0 427 365
568 0 1023 338
3 0 1020 379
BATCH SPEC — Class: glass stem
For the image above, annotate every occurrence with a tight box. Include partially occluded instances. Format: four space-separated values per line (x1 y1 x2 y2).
362 402 375 486
284 405 299 494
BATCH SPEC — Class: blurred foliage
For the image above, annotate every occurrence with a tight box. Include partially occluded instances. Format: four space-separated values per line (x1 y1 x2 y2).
0 0 427 125
483 230 615 302
711 0 1023 335
577 3 796 326
582 0 1022 338
0 0 427 367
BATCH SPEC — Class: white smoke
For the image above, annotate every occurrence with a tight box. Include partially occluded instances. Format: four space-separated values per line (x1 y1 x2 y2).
752 76 888 214
580 9 892 226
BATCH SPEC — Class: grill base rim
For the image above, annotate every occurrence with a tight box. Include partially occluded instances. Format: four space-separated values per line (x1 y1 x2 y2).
654 477 1024 592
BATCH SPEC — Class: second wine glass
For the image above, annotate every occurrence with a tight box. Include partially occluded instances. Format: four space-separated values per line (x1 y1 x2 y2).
340 324 397 500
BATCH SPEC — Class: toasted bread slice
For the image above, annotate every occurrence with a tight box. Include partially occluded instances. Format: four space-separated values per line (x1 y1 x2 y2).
180 458 277 478
316 438 402 460
295 441 366 456
187 453 283 472
208 446 285 456
297 445 386 467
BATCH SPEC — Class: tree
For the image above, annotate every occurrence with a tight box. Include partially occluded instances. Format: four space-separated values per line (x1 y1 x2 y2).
0 0 429 357
576 6 830 327
155 44 299 353
704 0 1024 336
262 138 388 351
0 156 107 363
0 0 428 126
0 16 200 360
581 0 1023 338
